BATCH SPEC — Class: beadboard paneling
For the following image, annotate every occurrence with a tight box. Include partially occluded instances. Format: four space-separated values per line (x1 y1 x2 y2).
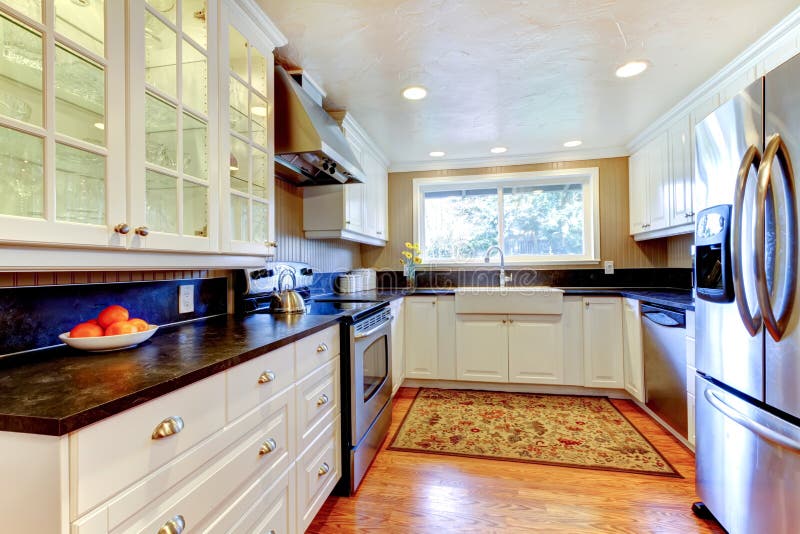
361 157 668 270
0 270 227 288
667 233 694 268
274 179 361 272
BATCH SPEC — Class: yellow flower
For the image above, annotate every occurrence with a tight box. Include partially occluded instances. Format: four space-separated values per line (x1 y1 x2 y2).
413 243 421 251
402 251 412 259
413 256 422 264
404 242 413 249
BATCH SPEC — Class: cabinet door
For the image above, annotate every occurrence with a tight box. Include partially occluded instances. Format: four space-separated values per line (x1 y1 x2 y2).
583 297 624 388
128 0 219 252
390 298 405 395
668 116 694 226
647 133 671 231
219 2 276 256
0 1 125 247
622 298 645 402
628 150 648 235
404 297 438 379
455 315 508 382
561 296 585 386
343 129 365 234
374 159 388 240
436 295 456 380
508 315 563 384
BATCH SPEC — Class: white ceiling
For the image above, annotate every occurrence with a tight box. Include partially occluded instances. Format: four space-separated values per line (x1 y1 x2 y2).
258 0 799 169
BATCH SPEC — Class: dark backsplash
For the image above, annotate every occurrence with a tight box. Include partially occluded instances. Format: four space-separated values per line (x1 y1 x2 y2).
377 268 693 290
0 277 228 356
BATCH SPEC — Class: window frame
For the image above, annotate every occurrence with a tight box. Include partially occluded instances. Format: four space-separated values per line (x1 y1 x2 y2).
412 167 601 266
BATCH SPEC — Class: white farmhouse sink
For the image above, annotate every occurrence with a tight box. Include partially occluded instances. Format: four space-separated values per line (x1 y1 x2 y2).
454 287 564 315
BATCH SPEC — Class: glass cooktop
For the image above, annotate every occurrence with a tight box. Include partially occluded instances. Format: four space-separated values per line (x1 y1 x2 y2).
304 301 377 315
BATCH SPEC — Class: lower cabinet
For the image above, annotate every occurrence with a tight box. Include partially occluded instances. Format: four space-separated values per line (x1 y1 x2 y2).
404 296 438 378
389 298 405 396
508 315 564 384
456 314 509 382
583 297 625 388
622 298 645 402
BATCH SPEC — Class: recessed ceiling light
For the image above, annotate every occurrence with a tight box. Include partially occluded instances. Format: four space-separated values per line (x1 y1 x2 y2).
615 60 649 78
563 140 582 148
403 86 427 100
251 106 269 117
429 151 445 157
93 122 105 130
490 146 507 154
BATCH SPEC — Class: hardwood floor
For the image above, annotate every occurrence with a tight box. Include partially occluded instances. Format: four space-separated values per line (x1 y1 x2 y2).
308 388 725 533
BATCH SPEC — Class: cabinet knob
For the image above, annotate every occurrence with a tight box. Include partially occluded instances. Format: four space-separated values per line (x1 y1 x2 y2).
258 370 276 384
258 438 277 456
318 462 331 476
585 301 590 307
135 226 149 237
316 343 328 353
152 416 184 440
114 223 130 234
317 393 330 407
157 515 185 534
501 319 507 324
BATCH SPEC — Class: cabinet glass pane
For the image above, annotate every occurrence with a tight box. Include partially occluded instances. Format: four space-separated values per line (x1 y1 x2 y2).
54 0 104 57
229 77 248 136
251 46 267 96
251 92 268 148
252 199 268 243
55 143 104 225
145 10 176 99
183 112 206 180
252 147 268 199
182 40 206 113
145 169 177 233
146 0 176 24
7 1 41 22
182 0 206 49
0 125 43 218
229 135 249 193
184 180 207 237
230 194 248 241
0 14 43 126
228 26 247 81
145 92 177 169
55 45 105 146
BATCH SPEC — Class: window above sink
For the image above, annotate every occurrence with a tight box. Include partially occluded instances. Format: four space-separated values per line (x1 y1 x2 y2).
412 167 600 266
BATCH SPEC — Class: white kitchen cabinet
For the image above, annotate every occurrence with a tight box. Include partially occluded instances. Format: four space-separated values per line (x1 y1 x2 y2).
622 298 645 402
561 297 585 386
404 296 439 379
628 150 648 235
455 314 509 382
686 309 696 447
583 297 625 389
390 298 405 396
508 315 564 384
436 295 457 380
668 116 695 227
629 134 670 237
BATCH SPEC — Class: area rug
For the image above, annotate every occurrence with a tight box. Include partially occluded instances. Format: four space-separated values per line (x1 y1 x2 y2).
388 388 680 477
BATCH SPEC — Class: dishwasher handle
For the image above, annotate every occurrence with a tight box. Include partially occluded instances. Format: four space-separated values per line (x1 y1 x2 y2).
641 304 686 328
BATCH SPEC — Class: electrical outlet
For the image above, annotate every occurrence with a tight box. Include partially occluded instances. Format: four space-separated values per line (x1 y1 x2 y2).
179 284 194 314
604 260 614 275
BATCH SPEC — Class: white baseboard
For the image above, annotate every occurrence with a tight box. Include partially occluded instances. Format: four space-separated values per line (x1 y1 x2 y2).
400 378 631 399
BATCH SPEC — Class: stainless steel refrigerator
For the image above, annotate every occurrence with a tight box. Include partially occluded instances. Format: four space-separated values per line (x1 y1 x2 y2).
694 52 800 533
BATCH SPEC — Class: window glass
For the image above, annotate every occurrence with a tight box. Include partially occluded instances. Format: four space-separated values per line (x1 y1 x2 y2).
422 187 499 261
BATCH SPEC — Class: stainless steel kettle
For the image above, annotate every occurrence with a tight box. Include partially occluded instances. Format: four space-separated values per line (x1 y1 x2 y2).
268 270 307 314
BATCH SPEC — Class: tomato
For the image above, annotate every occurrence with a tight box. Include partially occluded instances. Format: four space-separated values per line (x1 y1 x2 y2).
105 321 139 336
127 318 149 332
98 305 129 328
69 322 104 338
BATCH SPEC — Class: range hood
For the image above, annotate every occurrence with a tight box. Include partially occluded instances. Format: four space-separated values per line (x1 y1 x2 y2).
274 66 365 186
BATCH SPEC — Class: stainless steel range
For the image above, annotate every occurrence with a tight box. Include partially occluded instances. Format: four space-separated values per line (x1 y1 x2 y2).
235 263 393 495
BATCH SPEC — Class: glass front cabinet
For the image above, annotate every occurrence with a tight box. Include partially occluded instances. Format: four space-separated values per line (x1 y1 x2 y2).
0 0 283 258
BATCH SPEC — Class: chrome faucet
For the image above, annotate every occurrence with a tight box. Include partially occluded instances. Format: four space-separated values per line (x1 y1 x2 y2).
484 245 512 287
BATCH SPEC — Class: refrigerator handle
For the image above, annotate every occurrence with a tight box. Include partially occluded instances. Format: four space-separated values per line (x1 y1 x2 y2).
732 145 763 336
755 133 798 342
704 388 800 453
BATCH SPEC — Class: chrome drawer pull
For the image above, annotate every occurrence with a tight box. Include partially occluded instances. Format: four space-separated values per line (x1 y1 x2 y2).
157 515 185 534
318 462 330 477
258 370 276 384
316 343 328 353
152 416 184 440
259 438 278 457
316 394 329 407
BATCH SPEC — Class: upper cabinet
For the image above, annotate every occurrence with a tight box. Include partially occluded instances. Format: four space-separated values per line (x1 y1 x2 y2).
0 0 286 266
0 0 126 247
303 111 388 247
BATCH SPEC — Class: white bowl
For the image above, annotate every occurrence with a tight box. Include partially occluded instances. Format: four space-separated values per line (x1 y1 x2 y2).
59 325 159 352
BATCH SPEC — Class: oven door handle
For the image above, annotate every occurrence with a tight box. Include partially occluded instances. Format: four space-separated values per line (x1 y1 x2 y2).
354 317 393 339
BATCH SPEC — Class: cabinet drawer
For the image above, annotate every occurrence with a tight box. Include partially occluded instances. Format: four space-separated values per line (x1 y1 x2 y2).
296 325 340 378
71 373 226 517
227 344 295 422
111 393 293 534
297 415 341 532
296 357 339 455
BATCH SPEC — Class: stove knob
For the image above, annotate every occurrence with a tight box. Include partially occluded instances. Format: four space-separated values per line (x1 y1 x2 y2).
250 270 261 280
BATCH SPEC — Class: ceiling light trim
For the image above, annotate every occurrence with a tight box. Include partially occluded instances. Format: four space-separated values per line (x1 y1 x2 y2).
403 86 428 100
615 60 649 78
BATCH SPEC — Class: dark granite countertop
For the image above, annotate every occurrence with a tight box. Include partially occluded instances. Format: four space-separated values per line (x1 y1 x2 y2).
0 313 341 436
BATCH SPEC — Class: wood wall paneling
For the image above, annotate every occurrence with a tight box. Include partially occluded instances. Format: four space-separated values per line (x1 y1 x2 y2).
667 234 694 268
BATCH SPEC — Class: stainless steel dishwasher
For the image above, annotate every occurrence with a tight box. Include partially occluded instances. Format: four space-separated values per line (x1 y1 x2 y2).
642 303 687 438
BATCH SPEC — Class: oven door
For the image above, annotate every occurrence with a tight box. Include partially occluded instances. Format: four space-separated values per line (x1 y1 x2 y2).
351 316 392 445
